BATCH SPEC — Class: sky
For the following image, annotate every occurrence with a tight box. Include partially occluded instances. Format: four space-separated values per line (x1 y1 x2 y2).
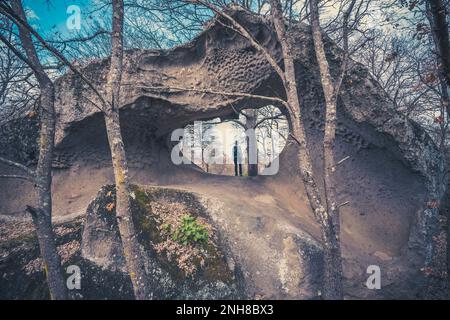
23 0 197 51
25 0 97 38
22 0 405 50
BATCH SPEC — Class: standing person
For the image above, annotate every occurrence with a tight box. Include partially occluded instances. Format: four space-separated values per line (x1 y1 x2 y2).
233 140 243 176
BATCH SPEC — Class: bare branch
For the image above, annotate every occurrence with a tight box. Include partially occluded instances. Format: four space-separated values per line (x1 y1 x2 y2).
334 0 357 95
336 155 350 166
288 132 302 145
0 2 108 112
338 201 350 208
48 29 110 44
255 113 284 127
0 32 40 76
0 174 34 182
128 84 290 107
0 156 35 176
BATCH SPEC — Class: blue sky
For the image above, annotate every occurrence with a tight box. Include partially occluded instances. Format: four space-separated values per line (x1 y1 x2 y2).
24 0 96 38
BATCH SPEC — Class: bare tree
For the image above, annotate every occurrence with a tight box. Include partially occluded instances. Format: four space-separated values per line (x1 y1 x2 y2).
269 0 344 299
375 0 449 148
0 17 39 124
308 0 358 299
127 0 357 298
425 0 450 149
102 0 152 300
254 107 287 168
0 0 67 300
0 0 152 299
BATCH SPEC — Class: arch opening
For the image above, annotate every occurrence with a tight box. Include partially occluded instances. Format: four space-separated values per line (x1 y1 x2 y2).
176 105 288 176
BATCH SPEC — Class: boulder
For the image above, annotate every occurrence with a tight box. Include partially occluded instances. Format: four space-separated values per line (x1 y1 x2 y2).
81 185 245 299
81 184 324 299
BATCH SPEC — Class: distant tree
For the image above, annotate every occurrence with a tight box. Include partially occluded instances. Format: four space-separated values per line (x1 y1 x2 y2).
256 106 288 167
183 120 217 171
0 17 39 124
228 106 285 176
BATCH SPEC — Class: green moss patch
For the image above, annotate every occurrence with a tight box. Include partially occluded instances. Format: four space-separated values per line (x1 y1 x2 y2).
131 185 234 284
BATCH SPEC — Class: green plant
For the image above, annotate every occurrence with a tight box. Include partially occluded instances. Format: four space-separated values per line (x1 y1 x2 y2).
161 223 171 231
172 214 209 245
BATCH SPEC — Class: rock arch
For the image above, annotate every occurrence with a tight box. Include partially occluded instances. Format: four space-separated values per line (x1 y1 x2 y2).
0 7 446 298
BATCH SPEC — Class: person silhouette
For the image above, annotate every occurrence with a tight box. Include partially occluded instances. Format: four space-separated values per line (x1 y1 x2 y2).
233 140 243 176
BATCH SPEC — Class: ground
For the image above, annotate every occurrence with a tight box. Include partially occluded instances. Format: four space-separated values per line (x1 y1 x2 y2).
1 173 448 299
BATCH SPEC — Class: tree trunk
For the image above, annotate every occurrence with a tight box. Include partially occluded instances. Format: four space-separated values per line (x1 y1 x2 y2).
426 0 450 120
12 0 67 300
246 110 258 176
309 0 344 299
104 0 152 300
269 0 343 299
425 0 450 282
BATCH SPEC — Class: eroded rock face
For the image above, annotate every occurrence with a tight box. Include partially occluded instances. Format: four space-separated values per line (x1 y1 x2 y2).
278 234 323 299
0 116 39 166
81 186 126 273
177 190 325 299
52 8 445 268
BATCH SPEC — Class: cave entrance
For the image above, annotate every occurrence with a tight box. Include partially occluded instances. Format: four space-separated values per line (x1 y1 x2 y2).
179 105 288 176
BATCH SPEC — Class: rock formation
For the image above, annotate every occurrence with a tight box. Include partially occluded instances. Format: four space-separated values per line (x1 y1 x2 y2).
0 7 447 299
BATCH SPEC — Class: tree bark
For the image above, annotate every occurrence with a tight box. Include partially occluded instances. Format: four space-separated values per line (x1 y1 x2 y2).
11 0 67 300
269 0 343 299
246 109 258 176
104 0 152 300
309 0 344 300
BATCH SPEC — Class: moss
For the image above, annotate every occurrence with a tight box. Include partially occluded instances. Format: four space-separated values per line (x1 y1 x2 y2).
132 186 165 244
201 242 234 284
130 185 235 285
131 186 184 279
